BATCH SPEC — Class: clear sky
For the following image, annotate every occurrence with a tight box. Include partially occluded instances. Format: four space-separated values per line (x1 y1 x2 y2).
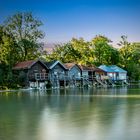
0 0 140 45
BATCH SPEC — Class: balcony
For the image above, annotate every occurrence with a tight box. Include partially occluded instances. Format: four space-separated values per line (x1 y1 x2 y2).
28 73 48 81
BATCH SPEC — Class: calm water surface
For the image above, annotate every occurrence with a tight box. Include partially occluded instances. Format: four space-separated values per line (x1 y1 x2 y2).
0 85 140 140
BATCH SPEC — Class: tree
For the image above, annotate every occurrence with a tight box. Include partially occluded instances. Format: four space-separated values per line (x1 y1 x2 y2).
46 38 93 65
3 12 44 61
131 43 140 64
0 12 45 88
119 36 140 80
70 38 93 65
46 42 80 63
0 26 19 66
0 27 18 87
91 35 119 66
118 36 132 67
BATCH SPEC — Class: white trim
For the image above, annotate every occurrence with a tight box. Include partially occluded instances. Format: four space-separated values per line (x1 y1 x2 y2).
49 60 68 70
29 60 49 69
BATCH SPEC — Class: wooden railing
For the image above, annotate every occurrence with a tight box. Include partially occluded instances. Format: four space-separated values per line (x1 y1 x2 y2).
35 73 48 80
28 73 48 81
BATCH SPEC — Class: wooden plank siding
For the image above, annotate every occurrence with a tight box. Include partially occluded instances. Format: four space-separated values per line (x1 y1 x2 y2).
28 61 49 81
64 63 82 81
68 65 81 80
13 60 49 87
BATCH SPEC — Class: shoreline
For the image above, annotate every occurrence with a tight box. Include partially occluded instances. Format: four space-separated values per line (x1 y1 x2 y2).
0 83 140 93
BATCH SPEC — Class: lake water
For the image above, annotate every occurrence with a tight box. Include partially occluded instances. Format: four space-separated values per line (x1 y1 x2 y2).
0 85 140 140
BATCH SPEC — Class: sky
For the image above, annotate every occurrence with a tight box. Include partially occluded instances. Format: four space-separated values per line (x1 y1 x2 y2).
0 0 140 46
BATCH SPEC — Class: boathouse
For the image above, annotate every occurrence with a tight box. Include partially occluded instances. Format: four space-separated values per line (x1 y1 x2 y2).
98 65 116 81
64 63 82 80
98 65 117 81
13 60 49 89
78 65 106 86
79 65 105 80
45 60 68 87
108 65 127 81
64 63 82 87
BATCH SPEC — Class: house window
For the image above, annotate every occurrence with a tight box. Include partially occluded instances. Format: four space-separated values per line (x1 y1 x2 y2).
42 69 46 73
34 70 38 72
54 72 57 75
78 72 81 77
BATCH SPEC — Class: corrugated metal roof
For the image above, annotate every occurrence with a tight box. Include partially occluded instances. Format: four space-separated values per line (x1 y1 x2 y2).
98 65 116 73
108 65 127 73
99 65 127 73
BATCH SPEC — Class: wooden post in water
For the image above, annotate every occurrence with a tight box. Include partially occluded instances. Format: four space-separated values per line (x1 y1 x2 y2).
64 75 66 88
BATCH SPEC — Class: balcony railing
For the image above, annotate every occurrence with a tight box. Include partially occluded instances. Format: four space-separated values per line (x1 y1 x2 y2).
35 73 48 80
28 73 48 81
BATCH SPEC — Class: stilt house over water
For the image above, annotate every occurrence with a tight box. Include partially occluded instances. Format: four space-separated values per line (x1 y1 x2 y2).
45 60 68 88
79 65 106 80
13 59 127 89
64 63 82 80
108 65 127 81
98 65 116 81
98 65 127 81
12 60 49 88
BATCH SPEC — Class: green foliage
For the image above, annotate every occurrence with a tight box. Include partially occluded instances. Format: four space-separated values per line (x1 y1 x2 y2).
0 12 44 89
119 36 140 81
71 38 94 65
3 12 44 41
1 12 140 89
91 35 119 66
46 38 94 65
45 35 140 80
126 63 140 81
0 28 19 65
3 12 44 61
47 35 119 66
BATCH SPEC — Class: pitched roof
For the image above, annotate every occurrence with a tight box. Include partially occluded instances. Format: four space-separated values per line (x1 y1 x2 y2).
95 67 106 73
13 60 48 70
108 65 127 73
78 65 93 71
13 60 36 70
64 63 81 70
64 63 75 69
78 65 104 72
45 60 57 68
45 60 68 70
98 65 116 73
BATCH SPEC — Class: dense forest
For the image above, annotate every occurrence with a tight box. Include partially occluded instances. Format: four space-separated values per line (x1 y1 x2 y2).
0 12 140 89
